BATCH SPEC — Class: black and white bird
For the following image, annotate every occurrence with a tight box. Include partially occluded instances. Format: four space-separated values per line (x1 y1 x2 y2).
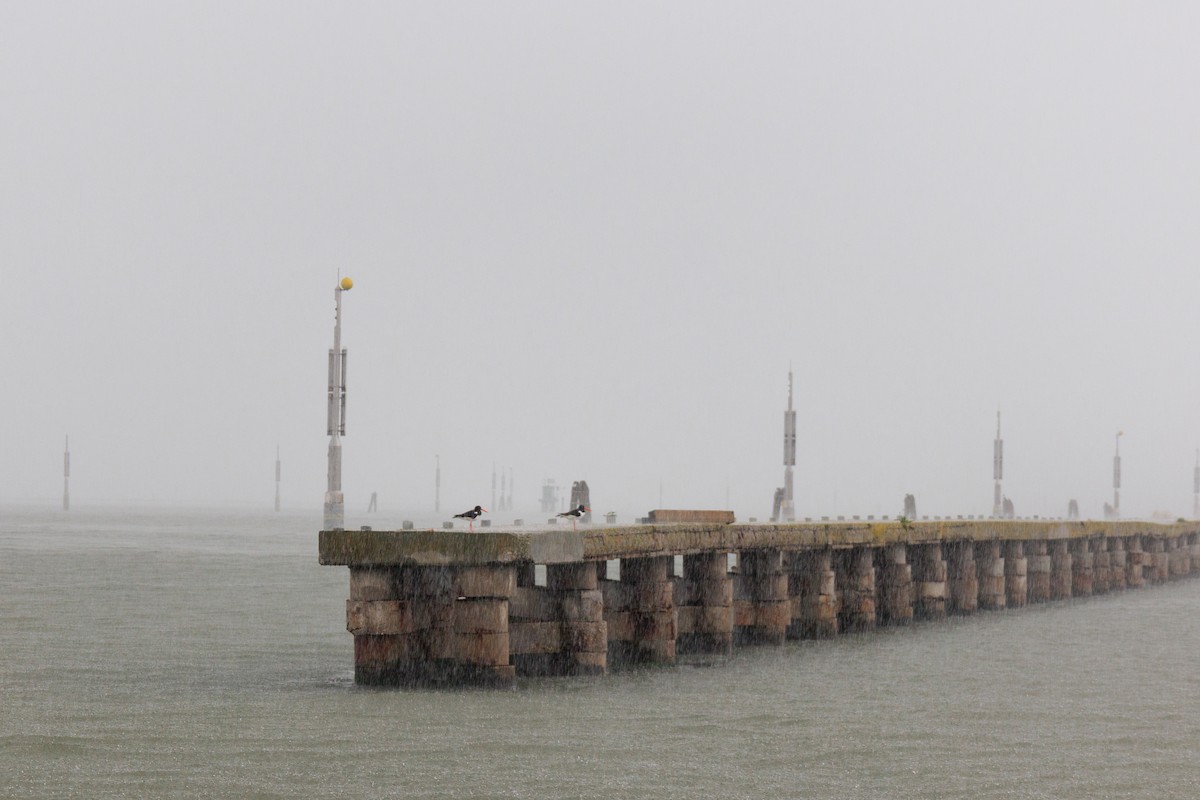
557 504 590 531
454 505 487 532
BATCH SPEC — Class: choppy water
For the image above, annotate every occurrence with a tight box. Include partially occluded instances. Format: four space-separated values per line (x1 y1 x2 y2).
2 507 1199 799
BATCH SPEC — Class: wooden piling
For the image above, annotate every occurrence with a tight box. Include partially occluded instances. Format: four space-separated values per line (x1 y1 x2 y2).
1126 536 1146 589
1107 537 1127 591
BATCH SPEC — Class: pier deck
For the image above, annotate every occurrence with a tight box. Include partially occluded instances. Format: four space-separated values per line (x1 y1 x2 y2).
319 520 1200 687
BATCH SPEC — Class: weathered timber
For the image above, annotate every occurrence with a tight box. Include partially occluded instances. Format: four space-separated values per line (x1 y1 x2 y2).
321 520 1200 687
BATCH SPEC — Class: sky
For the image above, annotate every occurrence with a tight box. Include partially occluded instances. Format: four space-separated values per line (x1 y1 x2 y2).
3 2 1199 522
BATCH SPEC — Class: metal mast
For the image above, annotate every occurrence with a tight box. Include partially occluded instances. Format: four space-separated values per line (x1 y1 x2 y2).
992 411 1003 518
1112 430 1123 518
275 445 281 512
781 368 796 522
1193 448 1199 520
63 435 70 511
323 277 352 530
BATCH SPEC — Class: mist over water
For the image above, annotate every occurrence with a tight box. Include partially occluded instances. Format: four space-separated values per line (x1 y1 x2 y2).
3 508 1199 798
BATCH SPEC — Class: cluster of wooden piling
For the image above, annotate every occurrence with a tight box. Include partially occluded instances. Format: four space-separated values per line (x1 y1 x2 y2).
320 521 1200 688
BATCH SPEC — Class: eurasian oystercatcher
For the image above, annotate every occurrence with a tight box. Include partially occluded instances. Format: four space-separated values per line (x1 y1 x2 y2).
557 504 589 531
453 505 487 532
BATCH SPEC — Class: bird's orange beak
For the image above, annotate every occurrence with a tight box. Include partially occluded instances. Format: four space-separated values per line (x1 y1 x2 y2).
481 508 489 513
584 507 591 512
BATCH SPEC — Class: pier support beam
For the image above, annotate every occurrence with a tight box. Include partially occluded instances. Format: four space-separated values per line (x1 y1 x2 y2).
677 552 733 655
1107 538 1127 591
946 542 978 614
1050 540 1073 600
1092 541 1111 594
1070 540 1093 598
617 556 676 665
1147 539 1168 584
1126 536 1146 589
787 549 839 638
735 549 789 645
1003 541 1027 608
876 544 913 625
836 547 876 632
348 564 516 687
545 563 607 675
975 541 1006 611
910 543 947 620
1027 540 1051 603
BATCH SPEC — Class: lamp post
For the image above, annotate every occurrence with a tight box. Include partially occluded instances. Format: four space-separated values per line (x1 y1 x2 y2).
323 277 353 530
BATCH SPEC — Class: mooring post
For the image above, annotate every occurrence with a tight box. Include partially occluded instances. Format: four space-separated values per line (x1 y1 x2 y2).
910 543 947 620
734 549 789 645
677 552 733 655
788 548 839 637
1026 540 1051 603
946 541 978 614
876 544 913 625
1107 537 1127 591
975 540 1006 611
1050 539 1073 600
1003 540 1027 608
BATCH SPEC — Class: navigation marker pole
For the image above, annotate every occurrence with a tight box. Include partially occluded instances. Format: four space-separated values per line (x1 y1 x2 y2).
993 411 1003 518
63 435 70 511
324 277 353 530
1113 430 1123 519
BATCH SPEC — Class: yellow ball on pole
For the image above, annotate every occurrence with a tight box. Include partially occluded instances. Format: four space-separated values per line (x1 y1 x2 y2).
340 277 354 291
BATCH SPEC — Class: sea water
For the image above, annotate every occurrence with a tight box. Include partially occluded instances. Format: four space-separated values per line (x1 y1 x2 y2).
2 507 1199 799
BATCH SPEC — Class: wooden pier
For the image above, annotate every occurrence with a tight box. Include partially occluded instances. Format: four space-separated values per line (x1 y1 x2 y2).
319 518 1200 688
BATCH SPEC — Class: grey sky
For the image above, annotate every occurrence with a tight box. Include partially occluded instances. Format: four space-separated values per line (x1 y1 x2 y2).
3 3 1198 520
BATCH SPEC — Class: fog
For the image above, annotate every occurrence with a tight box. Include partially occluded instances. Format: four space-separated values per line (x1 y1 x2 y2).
3 3 1198 521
